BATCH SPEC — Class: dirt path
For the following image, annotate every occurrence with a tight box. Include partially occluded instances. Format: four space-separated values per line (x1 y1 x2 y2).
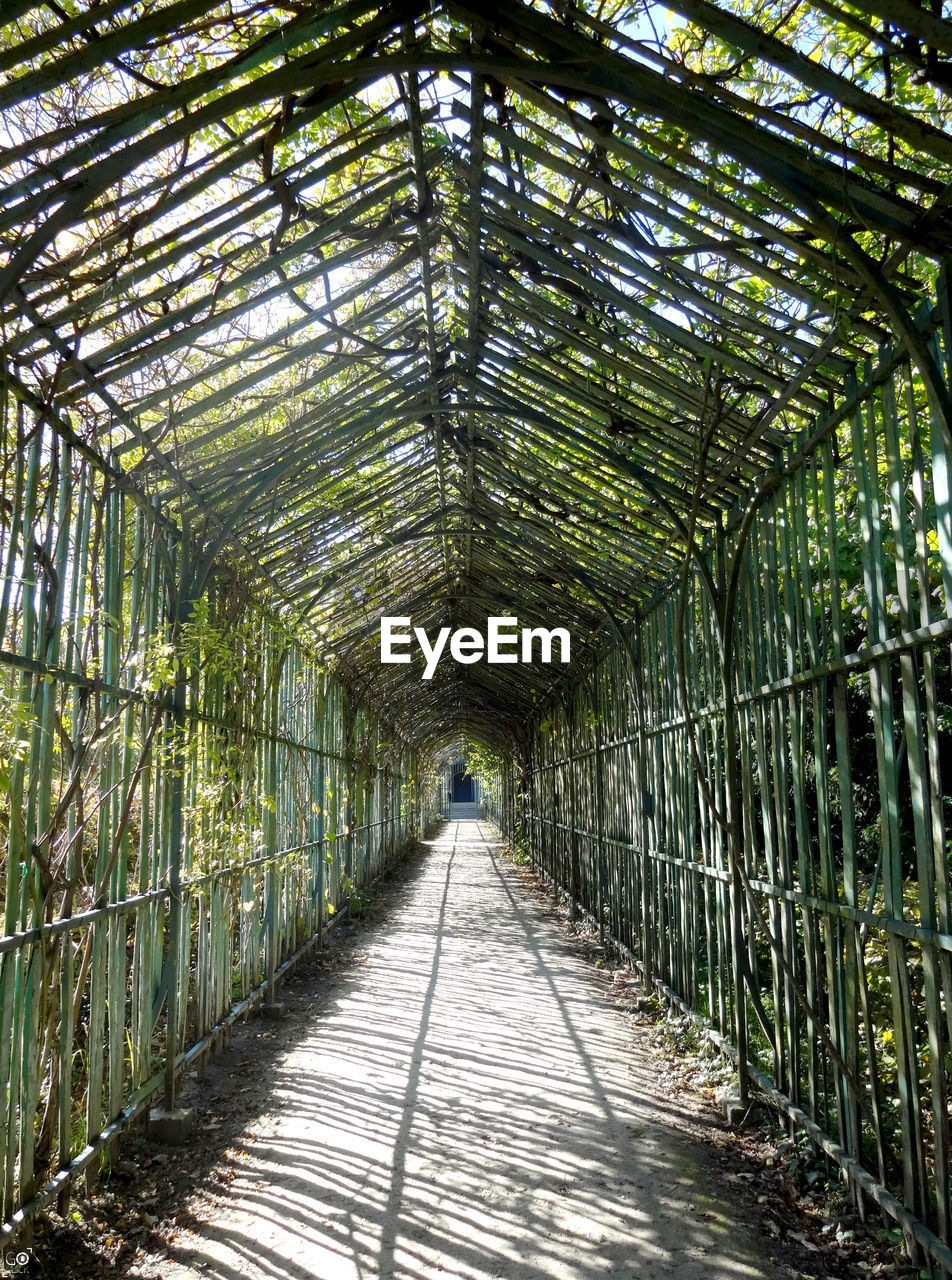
131 820 782 1280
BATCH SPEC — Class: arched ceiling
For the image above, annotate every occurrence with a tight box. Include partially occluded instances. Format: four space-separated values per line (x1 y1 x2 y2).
2 0 951 745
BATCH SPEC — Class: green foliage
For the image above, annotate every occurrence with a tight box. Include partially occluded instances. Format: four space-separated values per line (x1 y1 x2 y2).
341 876 382 921
0 677 34 794
501 836 531 866
463 739 506 804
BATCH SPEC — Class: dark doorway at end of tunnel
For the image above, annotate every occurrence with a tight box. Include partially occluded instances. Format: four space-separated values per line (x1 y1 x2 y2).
452 771 476 803
443 757 483 819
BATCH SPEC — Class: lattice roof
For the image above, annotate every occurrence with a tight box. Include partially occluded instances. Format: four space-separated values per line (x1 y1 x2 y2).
3 0 951 743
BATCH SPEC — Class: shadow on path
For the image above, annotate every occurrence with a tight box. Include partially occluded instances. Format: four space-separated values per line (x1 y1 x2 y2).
130 821 780 1280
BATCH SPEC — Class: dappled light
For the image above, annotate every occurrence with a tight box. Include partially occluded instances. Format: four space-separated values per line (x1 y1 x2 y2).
151 822 770 1280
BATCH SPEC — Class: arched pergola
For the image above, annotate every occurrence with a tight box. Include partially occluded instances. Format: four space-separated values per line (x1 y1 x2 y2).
2 1 952 1270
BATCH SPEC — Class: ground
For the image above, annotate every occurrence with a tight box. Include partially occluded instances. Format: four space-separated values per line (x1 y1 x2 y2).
25 821 924 1280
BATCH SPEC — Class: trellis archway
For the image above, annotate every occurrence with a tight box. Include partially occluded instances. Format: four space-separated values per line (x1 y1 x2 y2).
3 0 952 1270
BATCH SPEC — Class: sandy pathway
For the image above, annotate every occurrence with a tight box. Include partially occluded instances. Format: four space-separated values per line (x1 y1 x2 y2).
144 820 780 1280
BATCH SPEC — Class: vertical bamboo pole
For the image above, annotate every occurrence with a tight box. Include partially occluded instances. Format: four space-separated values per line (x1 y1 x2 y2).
717 522 750 1106
163 529 190 1113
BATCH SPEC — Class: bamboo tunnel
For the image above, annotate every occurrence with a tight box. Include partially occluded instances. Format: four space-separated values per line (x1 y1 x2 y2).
4 0 952 1272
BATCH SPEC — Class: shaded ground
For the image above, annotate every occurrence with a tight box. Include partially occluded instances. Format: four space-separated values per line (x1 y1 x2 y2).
130 819 778 1279
515 869 920 1280
29 820 918 1279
